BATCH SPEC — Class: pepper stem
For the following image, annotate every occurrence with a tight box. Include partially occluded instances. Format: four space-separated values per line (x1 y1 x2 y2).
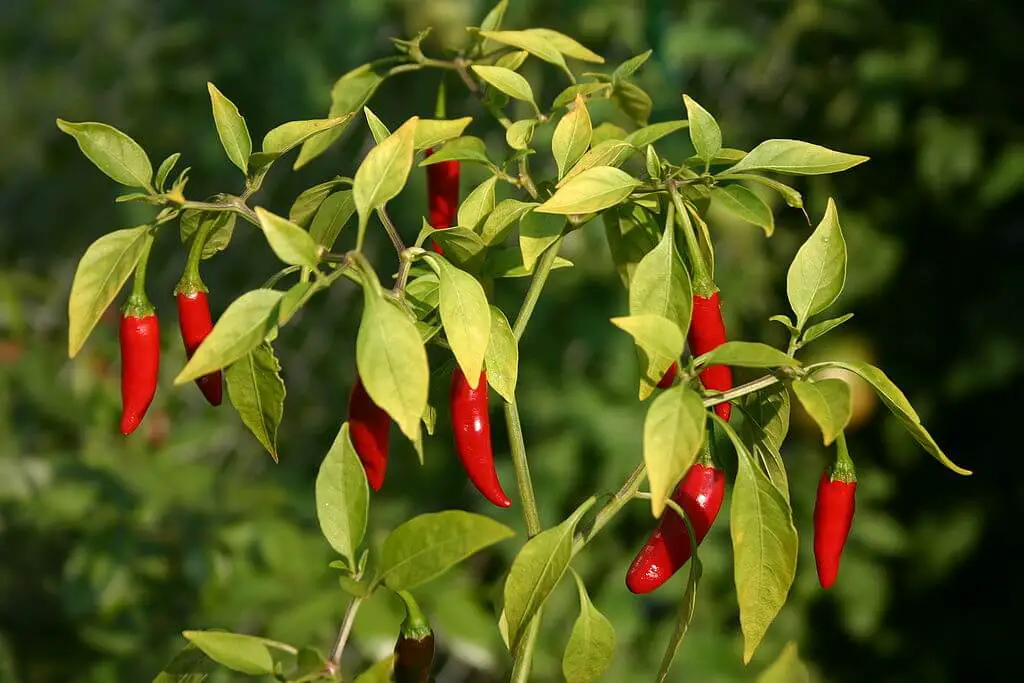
396 590 432 641
123 230 156 317
829 432 857 483
434 74 447 119
696 422 721 469
669 185 715 298
175 214 215 295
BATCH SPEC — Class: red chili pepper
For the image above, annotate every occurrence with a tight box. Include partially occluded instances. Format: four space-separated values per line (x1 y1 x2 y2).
175 288 222 406
657 362 678 389
426 148 459 254
348 375 391 492
119 310 160 436
626 461 726 594
813 437 857 589
450 367 511 508
689 292 733 421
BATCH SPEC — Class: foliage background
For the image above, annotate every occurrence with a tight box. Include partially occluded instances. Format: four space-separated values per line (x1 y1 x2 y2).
1 0 1021 681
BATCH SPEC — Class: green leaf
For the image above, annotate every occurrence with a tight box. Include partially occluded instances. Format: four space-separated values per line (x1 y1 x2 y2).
480 0 509 35
655 556 701 683
363 107 391 144
56 120 153 188
289 179 346 227
812 361 971 475
419 136 492 167
520 211 566 272
506 119 537 151
629 222 693 342
477 30 568 71
743 386 792 502
625 120 689 148
431 254 491 385
643 386 707 517
381 510 514 590
683 95 722 163
354 655 396 683
721 421 797 664
413 117 473 150
553 95 593 179
557 140 635 187
354 116 418 240
255 207 320 268
757 642 810 683
205 83 251 174
152 644 214 683
612 81 652 126
720 174 804 211
522 28 604 63
179 210 236 259
536 166 639 215
309 190 355 250
295 64 383 169
609 314 685 390
552 82 611 110
481 199 538 245
485 306 518 404
562 571 615 683
67 226 149 357
695 341 799 369
405 273 439 319
495 50 530 71
225 343 285 462
154 152 180 192
801 313 853 345
485 248 574 278
786 198 847 328
458 176 498 232
424 224 487 269
613 50 653 81
504 497 597 648
356 279 429 440
261 115 355 155
315 422 370 568
471 65 538 113
175 289 284 385
712 185 775 236
791 378 851 446
182 631 273 676
721 139 869 176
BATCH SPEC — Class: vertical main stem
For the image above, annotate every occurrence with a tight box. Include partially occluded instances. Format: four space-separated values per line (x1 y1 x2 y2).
510 618 542 683
504 399 541 537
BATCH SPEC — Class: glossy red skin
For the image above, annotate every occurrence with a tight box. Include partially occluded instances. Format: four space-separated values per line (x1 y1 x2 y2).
176 291 222 406
690 292 733 421
119 313 160 436
348 376 391 492
813 471 857 589
426 149 459 254
450 368 511 508
657 362 678 389
626 463 726 594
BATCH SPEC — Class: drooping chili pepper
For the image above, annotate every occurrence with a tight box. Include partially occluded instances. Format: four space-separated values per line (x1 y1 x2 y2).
175 287 222 406
658 362 678 389
689 292 733 421
813 433 857 589
425 147 459 254
119 301 160 436
626 447 725 594
348 375 391 492
394 590 434 683
450 367 511 508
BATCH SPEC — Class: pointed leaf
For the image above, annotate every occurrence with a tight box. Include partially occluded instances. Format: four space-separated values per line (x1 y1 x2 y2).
787 198 847 327
56 120 153 188
519 211 565 271
485 306 518 403
262 115 355 155
315 422 370 568
655 556 702 683
471 65 538 112
458 175 498 232
309 190 355 250
801 313 854 345
363 107 391 144
481 199 538 244
553 95 593 179
791 377 851 446
295 64 383 169
206 83 251 174
478 30 568 70
67 226 149 357
683 95 722 163
354 655 396 683
613 50 653 81
712 185 775 235
610 315 685 391
523 28 604 63
557 141 635 187
354 117 419 231
562 572 615 683
537 166 639 215
431 255 491 385
413 116 473 150
695 341 799 369
289 179 347 227
722 139 869 176
419 136 492 167
225 342 285 462
644 386 707 517
506 119 536 151
757 642 811 683
625 120 689 148
255 207 320 268
182 631 273 676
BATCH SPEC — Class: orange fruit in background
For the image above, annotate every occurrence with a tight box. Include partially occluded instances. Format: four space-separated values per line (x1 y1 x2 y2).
793 332 879 436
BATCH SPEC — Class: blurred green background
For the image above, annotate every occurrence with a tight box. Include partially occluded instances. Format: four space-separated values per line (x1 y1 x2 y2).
2 0 1022 681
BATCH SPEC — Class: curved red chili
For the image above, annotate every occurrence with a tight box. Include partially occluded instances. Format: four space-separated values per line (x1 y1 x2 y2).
119 312 160 436
450 367 511 508
626 462 726 594
657 362 678 389
689 292 733 421
348 375 391 492
176 289 222 406
426 148 459 254
813 470 857 589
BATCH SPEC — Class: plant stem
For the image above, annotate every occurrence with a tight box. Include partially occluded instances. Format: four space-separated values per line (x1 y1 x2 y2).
503 399 541 537
376 207 405 255
511 238 562 341
518 158 540 200
574 463 647 552
329 596 363 668
703 373 783 408
509 617 542 683
668 184 714 297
